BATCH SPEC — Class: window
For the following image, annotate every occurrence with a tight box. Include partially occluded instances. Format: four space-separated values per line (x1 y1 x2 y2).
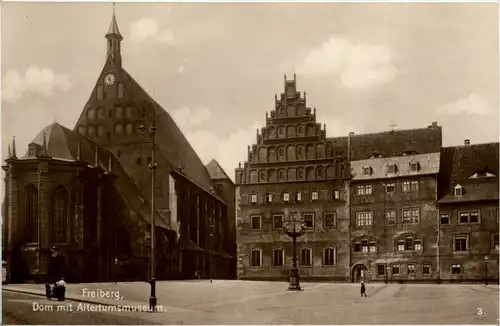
96 86 103 100
357 185 372 196
392 264 400 275
136 157 142 165
332 190 340 200
300 248 312 266
324 248 335 266
453 235 468 252
361 240 368 253
458 211 480 224
294 191 302 202
265 193 273 204
97 125 104 137
440 213 450 225
125 107 133 119
454 185 463 196
397 238 422 251
387 164 397 174
250 193 257 204
397 240 404 251
25 185 39 243
324 213 336 229
125 123 134 135
115 123 123 135
414 240 422 250
402 208 420 224
410 162 419 172
377 265 385 276
250 250 262 267
423 264 431 275
369 242 377 252
411 181 419 191
493 234 499 251
385 210 396 225
363 166 371 175
283 192 290 202
407 264 416 274
354 242 361 252
272 249 284 266
51 186 69 243
273 215 283 229
303 213 314 228
88 125 96 137
356 211 373 227
386 183 395 193
251 216 261 230
115 106 123 119
118 82 124 98
311 190 319 201
402 181 410 192
451 264 462 274
405 237 413 250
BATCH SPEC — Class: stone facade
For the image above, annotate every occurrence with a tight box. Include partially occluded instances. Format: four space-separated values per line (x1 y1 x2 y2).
235 76 350 281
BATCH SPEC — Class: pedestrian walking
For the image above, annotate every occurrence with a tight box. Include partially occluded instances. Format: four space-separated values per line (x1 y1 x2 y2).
45 283 52 300
360 280 367 297
55 277 67 301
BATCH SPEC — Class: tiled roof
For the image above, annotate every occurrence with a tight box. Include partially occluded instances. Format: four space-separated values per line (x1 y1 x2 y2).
123 70 216 195
27 123 171 230
351 152 440 181
438 142 499 199
437 180 498 204
347 126 442 161
206 159 232 181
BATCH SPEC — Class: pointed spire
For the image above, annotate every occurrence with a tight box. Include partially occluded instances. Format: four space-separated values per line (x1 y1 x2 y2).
106 3 122 37
12 137 17 158
106 3 123 67
8 145 11 158
77 140 82 161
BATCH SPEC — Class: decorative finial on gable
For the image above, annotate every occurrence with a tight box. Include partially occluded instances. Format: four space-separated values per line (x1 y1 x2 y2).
12 137 17 158
8 144 11 158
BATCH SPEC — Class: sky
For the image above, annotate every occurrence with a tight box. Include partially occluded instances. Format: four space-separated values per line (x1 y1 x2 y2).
2 2 499 182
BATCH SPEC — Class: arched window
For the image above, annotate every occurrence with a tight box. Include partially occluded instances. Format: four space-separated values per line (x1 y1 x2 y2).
52 186 69 243
97 125 104 137
115 107 123 119
97 107 105 119
88 125 96 137
117 83 124 98
125 123 134 135
96 86 103 101
25 185 38 243
87 108 96 120
125 107 133 119
115 123 123 135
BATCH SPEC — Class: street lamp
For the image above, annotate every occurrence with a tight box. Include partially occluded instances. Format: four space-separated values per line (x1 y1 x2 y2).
114 258 118 284
283 208 306 291
484 256 489 286
138 106 158 311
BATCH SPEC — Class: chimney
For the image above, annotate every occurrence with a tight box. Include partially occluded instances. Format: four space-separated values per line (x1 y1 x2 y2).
464 139 470 146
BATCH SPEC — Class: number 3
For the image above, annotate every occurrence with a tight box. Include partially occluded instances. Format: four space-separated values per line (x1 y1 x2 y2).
476 308 484 315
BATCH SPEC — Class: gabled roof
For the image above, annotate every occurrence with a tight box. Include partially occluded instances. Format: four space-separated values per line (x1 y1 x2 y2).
122 69 216 194
438 181 498 204
438 142 499 202
24 123 171 230
206 159 232 181
351 152 440 181
345 125 442 161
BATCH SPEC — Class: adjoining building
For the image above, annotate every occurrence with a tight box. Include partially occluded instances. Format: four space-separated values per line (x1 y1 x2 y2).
235 76 499 283
2 12 235 283
437 141 499 282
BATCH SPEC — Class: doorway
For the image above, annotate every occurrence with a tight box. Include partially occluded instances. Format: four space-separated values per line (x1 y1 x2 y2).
352 264 368 283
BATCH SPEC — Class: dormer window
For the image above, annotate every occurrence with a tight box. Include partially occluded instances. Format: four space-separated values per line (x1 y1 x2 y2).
370 152 382 158
410 162 419 172
454 184 463 196
362 166 372 176
469 171 496 179
402 150 417 156
387 163 397 174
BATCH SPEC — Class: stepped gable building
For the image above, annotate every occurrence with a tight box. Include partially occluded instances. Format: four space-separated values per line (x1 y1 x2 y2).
437 141 499 282
349 123 442 282
235 75 351 281
2 12 235 283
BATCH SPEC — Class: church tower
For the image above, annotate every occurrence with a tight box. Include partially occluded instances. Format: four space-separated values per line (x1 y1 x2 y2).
106 7 122 68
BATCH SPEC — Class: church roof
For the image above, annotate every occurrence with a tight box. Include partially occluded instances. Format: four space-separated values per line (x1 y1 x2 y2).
122 70 217 195
206 159 232 181
27 123 172 230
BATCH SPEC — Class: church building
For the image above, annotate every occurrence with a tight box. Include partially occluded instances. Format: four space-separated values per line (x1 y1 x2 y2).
2 12 235 283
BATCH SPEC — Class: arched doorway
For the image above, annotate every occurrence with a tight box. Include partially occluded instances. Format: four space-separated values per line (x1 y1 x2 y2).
351 263 368 283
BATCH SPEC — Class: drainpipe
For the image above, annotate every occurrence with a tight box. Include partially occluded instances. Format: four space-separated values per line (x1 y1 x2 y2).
347 132 354 282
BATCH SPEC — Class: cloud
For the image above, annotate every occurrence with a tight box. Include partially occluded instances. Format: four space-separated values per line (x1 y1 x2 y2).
172 106 211 129
436 93 492 116
295 36 397 89
130 18 174 44
182 122 262 182
2 66 71 102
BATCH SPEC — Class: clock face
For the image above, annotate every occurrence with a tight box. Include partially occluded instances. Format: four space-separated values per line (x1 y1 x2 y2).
104 73 116 86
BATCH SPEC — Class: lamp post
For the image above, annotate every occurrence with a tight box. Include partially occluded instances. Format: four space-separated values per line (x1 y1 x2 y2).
283 208 306 291
114 258 118 284
138 107 157 311
209 216 214 283
484 256 489 286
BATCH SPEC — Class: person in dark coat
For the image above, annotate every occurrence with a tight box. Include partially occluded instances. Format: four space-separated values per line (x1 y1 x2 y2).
45 283 52 300
360 280 367 297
